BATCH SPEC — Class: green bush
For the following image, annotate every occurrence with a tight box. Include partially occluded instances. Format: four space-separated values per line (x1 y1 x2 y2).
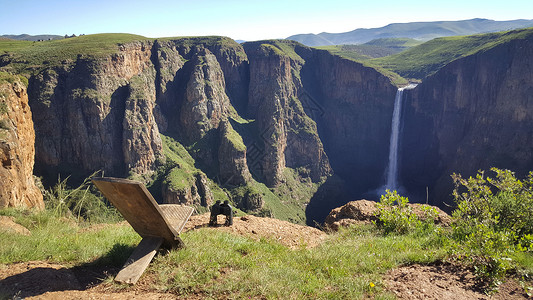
451 168 533 290
374 190 436 234
0 102 7 115
452 168 533 244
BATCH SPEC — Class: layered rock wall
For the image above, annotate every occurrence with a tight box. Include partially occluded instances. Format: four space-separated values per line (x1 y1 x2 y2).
401 37 533 205
299 49 397 192
17 37 398 217
0 77 43 209
244 42 332 187
28 41 161 181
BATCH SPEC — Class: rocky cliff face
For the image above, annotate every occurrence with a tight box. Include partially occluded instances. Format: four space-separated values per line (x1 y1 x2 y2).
0 76 43 209
218 120 252 186
244 42 332 187
1 36 401 222
28 41 162 182
401 36 533 206
293 48 398 223
162 171 214 207
299 49 397 193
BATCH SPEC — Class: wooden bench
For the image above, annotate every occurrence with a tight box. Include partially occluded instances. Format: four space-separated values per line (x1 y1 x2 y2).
92 177 194 284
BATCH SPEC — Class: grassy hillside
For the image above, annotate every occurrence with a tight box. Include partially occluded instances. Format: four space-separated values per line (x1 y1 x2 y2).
0 207 445 298
371 27 533 80
1 34 64 41
248 39 408 86
316 38 423 60
0 33 148 75
1 200 531 298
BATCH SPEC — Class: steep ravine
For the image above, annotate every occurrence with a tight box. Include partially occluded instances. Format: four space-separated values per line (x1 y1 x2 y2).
2 33 531 224
34 37 392 223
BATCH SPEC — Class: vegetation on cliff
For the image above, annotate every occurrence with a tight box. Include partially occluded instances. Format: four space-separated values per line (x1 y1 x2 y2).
316 38 423 60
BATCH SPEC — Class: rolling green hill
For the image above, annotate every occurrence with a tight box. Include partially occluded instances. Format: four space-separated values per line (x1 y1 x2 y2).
371 27 533 80
1 34 64 41
316 38 423 60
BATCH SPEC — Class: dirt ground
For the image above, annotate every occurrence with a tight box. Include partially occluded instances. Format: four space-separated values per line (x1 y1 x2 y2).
384 262 530 299
0 214 531 299
182 213 327 249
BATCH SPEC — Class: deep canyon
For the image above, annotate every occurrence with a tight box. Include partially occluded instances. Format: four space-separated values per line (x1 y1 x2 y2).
1 31 532 224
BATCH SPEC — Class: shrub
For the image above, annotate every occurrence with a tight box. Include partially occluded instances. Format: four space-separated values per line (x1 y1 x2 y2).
374 190 436 234
0 102 7 115
450 168 533 290
452 168 533 245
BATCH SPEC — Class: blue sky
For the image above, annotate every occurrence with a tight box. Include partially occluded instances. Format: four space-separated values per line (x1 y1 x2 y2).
1 0 532 41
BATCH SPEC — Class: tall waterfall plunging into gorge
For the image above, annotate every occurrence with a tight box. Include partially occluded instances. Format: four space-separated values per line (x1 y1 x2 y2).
384 84 417 192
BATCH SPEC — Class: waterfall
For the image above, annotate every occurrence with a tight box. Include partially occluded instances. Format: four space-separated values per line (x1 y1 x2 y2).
384 84 417 192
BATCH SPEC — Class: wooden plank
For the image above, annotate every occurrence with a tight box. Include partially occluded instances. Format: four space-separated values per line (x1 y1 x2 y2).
159 204 195 234
115 236 163 285
91 177 180 247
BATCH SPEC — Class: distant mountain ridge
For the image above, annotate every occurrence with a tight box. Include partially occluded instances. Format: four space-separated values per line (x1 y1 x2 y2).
1 34 63 41
287 18 533 46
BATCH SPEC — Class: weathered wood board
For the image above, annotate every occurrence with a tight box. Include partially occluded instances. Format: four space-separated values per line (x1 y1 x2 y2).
115 236 164 284
91 177 195 284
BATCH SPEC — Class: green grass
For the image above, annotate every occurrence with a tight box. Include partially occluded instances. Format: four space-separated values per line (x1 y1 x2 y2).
316 38 424 61
221 122 246 152
153 134 230 208
0 206 444 298
0 34 247 77
150 226 412 298
371 27 533 80
0 33 148 75
244 39 305 64
0 208 138 265
1 207 531 298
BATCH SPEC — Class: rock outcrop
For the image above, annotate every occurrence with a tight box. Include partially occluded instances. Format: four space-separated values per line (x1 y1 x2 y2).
28 41 162 182
0 77 43 209
244 41 332 187
324 199 451 231
162 170 214 207
218 120 252 186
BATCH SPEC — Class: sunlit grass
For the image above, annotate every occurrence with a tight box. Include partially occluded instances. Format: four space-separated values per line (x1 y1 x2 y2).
144 224 447 299
1 207 530 298
371 27 533 79
0 208 139 265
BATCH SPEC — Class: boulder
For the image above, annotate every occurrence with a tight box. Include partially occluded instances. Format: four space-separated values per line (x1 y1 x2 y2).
324 199 451 231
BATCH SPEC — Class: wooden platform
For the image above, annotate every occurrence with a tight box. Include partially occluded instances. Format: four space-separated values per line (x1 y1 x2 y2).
92 177 194 284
